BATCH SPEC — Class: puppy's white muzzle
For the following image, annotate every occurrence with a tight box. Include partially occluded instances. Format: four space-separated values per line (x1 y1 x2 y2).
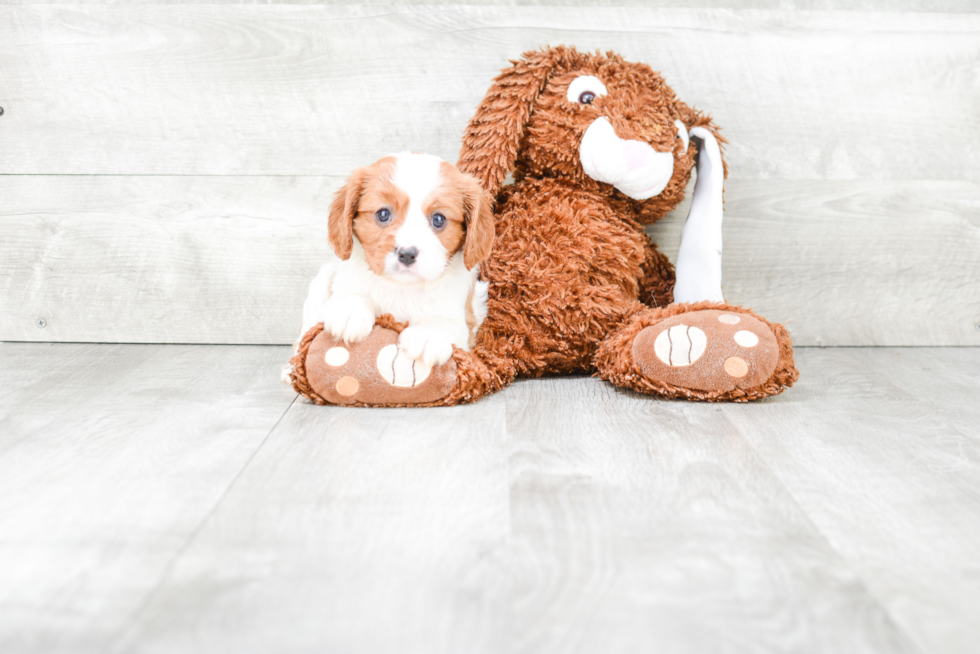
579 117 674 200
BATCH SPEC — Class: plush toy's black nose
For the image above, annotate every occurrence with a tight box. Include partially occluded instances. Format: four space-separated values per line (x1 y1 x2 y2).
397 247 419 266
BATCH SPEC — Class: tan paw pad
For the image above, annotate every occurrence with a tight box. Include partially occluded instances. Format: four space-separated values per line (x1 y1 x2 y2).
724 357 749 378
324 347 350 366
303 326 458 406
335 376 359 396
654 325 707 366
632 309 779 393
376 344 432 388
733 331 758 347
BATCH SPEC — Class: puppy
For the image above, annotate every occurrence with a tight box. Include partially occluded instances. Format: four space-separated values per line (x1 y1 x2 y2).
300 152 494 368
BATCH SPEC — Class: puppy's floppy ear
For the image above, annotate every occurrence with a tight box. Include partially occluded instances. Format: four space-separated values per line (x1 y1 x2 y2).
458 45 578 199
461 173 495 269
327 167 368 260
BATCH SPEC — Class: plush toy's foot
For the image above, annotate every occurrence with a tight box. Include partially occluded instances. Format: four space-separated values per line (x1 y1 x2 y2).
288 316 499 407
595 301 799 402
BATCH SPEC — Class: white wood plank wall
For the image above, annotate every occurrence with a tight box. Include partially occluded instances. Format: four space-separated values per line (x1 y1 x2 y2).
1 4 978 345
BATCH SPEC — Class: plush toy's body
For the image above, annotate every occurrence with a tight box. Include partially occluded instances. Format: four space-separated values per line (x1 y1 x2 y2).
290 46 798 405
475 176 673 377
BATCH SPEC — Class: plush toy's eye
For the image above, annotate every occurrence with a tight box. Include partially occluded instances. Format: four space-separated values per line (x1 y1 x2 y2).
375 208 392 224
566 75 608 106
430 213 447 230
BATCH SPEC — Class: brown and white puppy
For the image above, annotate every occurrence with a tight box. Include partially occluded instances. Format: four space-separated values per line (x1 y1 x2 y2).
300 152 494 367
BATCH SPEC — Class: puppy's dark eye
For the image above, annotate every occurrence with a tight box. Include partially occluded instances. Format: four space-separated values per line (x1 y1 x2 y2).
430 213 447 230
375 208 391 224
578 91 596 105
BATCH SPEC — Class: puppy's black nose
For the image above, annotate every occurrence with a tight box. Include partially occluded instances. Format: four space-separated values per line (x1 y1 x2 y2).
397 246 419 266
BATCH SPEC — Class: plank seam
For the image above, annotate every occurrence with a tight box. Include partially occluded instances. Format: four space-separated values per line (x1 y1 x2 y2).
728 410 929 654
103 394 298 653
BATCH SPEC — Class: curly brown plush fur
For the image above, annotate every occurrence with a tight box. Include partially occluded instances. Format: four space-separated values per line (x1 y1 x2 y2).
291 45 798 405
453 45 796 399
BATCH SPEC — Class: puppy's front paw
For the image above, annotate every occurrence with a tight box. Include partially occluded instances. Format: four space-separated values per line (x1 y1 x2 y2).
323 303 375 345
398 326 454 368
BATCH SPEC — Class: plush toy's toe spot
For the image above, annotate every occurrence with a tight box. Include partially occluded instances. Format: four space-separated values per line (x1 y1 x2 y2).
724 357 749 378
324 346 350 366
336 376 359 396
299 326 457 406
653 325 707 366
376 344 432 388
631 309 780 394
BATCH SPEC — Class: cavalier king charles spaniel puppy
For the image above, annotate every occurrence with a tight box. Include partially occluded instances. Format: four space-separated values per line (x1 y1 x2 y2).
299 152 494 368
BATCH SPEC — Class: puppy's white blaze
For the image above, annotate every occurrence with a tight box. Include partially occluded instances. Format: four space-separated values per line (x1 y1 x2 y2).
579 117 674 200
392 151 443 199
389 152 449 282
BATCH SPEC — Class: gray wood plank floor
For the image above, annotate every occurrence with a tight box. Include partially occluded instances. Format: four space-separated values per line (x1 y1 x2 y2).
1 342 978 653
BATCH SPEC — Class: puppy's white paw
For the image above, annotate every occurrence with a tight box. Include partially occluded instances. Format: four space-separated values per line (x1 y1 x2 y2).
323 304 375 345
398 326 454 367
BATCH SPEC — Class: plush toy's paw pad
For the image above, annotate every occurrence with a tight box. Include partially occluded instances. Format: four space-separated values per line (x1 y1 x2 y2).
632 310 779 393
304 325 457 405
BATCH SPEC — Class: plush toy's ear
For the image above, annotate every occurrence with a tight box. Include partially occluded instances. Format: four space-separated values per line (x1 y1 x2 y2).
327 167 368 260
460 174 495 269
458 46 574 198
673 115 728 304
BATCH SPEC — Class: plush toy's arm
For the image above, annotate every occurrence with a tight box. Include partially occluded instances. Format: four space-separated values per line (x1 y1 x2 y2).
673 128 725 304
638 237 676 308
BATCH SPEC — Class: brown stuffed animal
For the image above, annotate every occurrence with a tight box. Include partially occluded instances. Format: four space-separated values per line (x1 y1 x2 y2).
290 45 798 405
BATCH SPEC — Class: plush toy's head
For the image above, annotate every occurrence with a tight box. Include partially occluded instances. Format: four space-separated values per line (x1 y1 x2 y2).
459 45 726 223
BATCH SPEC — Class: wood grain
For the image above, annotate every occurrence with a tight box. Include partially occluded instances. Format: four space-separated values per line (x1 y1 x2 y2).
0 342 295 654
0 175 336 344
0 6 977 179
3 0 976 9
503 376 918 654
110 393 512 654
720 347 980 654
871 347 980 438
3 342 980 651
2 175 977 346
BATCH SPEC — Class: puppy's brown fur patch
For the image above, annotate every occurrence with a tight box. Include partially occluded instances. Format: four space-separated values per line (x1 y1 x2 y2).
328 155 495 275
436 161 494 269
349 157 405 276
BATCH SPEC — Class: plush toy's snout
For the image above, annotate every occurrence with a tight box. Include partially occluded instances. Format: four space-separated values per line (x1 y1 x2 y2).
579 116 678 200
